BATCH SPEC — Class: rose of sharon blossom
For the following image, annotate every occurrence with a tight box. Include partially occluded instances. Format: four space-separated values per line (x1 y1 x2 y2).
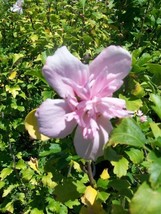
10 0 24 14
36 46 132 160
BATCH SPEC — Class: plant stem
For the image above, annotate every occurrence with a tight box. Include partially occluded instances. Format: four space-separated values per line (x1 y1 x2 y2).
87 161 95 188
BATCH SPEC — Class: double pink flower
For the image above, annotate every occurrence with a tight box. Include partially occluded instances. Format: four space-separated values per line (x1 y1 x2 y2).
36 46 132 160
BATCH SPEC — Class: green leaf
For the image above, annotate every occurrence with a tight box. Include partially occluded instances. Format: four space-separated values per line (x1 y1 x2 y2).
22 168 34 181
65 199 80 209
150 94 161 120
97 179 109 190
111 157 129 178
80 0 86 14
0 168 13 180
12 53 24 65
125 148 144 164
2 184 18 197
130 182 161 214
16 159 26 170
30 208 44 214
42 172 57 188
149 122 161 139
147 63 161 74
108 118 146 147
131 81 145 98
97 191 110 202
119 95 143 111
54 179 80 202
39 144 61 157
149 161 161 189
104 147 121 161
147 153 161 188
0 181 5 189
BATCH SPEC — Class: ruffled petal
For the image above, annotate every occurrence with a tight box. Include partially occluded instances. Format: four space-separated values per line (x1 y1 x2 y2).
35 99 76 138
74 116 113 160
43 46 89 98
89 45 132 96
96 97 130 119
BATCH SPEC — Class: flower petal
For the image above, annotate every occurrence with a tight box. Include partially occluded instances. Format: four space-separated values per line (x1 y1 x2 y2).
74 116 113 160
89 46 132 96
43 46 89 98
35 99 76 138
97 97 130 119
90 45 131 79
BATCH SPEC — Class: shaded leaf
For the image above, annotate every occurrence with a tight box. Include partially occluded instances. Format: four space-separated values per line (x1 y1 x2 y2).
130 182 161 214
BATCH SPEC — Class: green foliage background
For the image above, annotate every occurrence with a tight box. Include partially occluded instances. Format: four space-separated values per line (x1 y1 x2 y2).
0 0 161 213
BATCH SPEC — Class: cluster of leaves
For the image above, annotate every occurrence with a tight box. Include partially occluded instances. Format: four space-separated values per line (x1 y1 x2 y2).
0 0 161 213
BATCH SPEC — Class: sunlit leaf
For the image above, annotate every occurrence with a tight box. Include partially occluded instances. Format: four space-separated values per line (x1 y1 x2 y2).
97 191 110 202
100 169 110 180
150 122 161 139
65 199 80 209
108 118 146 147
119 95 143 111
16 159 26 170
25 109 49 141
3 201 14 213
2 184 18 197
81 186 97 206
131 81 145 98
0 181 5 189
73 161 82 172
8 71 17 80
22 168 34 181
0 168 13 180
150 94 161 120
125 148 144 164
111 157 129 178
30 208 44 214
28 157 39 174
12 53 24 65
5 85 21 98
42 172 57 188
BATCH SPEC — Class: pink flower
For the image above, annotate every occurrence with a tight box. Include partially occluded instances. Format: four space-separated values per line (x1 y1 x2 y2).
10 0 24 14
36 46 132 160
135 110 148 123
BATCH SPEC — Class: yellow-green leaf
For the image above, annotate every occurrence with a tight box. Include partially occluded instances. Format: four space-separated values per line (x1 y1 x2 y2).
2 184 18 197
100 169 110 180
12 53 24 65
42 172 57 188
111 157 129 178
5 85 21 98
81 186 97 206
30 208 44 214
28 157 40 174
4 201 14 213
8 71 17 80
25 109 49 141
150 122 161 139
0 168 13 180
